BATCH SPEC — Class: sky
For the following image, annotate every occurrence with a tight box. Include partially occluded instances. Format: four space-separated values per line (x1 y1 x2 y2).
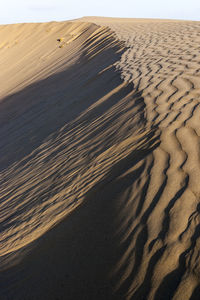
0 0 200 24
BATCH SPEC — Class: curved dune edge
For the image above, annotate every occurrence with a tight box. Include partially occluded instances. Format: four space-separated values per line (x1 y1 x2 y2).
83 18 200 300
0 21 127 256
1 18 200 300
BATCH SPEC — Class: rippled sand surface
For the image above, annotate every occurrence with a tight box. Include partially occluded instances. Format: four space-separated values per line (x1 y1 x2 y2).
1 17 200 299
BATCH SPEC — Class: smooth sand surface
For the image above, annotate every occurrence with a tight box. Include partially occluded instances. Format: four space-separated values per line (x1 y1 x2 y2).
1 17 200 299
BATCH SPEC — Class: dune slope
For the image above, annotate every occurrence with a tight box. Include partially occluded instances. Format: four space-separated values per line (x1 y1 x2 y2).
1 18 200 300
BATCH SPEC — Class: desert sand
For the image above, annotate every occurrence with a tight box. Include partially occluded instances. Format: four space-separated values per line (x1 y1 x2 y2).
0 17 200 299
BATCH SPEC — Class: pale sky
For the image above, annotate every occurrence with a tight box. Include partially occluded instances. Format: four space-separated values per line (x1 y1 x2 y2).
0 0 200 24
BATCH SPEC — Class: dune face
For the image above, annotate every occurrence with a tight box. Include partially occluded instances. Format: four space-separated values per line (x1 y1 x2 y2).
1 17 200 300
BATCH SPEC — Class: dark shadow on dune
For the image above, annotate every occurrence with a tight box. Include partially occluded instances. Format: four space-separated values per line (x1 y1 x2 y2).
154 223 200 300
132 246 166 300
190 285 200 300
1 23 180 300
0 26 163 299
154 262 185 300
0 37 124 172
0 127 160 300
1 35 195 299
148 174 189 253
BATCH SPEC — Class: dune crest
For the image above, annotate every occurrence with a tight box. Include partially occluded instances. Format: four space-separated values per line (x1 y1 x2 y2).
1 17 200 299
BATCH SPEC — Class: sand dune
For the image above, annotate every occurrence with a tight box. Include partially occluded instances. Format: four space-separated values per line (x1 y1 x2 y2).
1 17 200 299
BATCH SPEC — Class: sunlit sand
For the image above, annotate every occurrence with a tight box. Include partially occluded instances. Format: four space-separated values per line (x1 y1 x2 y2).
1 17 200 299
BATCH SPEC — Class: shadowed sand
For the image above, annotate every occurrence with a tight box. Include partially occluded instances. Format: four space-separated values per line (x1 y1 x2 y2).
1 17 200 300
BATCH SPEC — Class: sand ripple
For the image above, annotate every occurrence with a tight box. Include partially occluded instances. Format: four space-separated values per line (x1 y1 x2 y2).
1 18 200 299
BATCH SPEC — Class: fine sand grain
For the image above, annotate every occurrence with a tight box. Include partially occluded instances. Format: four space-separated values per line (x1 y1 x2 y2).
1 17 200 300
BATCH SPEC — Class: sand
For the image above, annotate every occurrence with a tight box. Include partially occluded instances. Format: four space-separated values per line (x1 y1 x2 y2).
0 17 200 299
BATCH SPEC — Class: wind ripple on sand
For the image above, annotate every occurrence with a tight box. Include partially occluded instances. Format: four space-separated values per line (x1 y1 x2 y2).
87 18 200 299
1 18 200 300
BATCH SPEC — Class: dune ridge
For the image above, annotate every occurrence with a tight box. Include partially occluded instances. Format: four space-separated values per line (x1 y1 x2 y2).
0 20 127 256
82 18 200 300
0 17 200 299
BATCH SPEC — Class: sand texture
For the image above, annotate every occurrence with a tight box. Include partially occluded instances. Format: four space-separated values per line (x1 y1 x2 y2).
1 17 200 299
